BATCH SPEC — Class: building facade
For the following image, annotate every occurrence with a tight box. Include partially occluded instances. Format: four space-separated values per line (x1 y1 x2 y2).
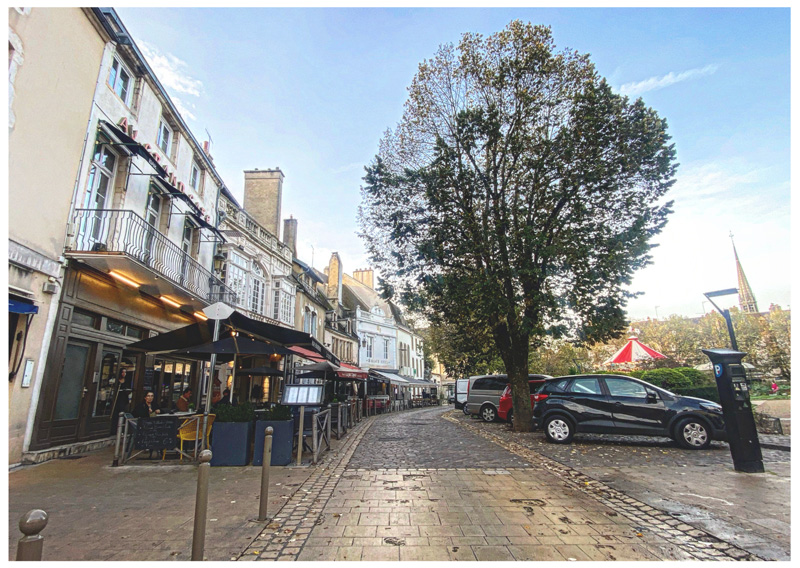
8 7 112 464
16 8 235 460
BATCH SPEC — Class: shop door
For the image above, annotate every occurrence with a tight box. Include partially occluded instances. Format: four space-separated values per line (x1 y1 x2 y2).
48 341 96 443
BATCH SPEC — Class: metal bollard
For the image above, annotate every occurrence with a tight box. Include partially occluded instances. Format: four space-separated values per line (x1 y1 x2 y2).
191 450 212 561
258 427 274 521
112 412 124 467
17 509 48 561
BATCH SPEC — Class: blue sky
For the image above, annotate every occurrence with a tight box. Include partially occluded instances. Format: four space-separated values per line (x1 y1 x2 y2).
116 7 791 320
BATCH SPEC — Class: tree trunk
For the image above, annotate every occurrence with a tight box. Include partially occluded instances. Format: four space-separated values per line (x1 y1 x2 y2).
497 328 533 432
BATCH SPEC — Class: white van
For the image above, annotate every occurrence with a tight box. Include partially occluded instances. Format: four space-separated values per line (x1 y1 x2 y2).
455 377 469 410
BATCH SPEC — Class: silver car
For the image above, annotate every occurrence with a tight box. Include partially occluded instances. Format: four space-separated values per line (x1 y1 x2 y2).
466 374 510 422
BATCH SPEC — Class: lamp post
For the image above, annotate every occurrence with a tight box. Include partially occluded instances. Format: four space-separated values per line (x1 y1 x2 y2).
200 301 235 450
703 288 739 350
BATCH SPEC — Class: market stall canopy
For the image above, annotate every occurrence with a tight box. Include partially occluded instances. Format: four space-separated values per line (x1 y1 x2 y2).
603 336 666 365
125 310 338 363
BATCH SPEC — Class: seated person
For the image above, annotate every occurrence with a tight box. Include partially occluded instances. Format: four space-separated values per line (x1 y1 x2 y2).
132 391 161 418
214 388 238 407
175 387 193 412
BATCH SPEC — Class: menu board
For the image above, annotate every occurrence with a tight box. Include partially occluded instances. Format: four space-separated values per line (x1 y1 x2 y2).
134 416 179 450
281 385 324 405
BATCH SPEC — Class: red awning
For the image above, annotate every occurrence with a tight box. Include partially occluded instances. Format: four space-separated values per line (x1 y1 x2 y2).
337 362 368 380
288 345 325 362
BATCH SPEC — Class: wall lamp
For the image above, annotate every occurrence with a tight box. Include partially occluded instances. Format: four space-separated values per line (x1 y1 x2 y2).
160 295 181 308
109 270 140 288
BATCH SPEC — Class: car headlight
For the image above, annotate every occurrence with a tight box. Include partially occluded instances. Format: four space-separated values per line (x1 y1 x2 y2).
700 402 723 413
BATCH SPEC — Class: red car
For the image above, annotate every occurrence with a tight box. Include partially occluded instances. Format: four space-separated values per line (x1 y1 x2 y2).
497 375 551 424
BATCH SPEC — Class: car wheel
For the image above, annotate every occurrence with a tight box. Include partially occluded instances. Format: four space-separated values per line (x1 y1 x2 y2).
507 410 513 426
544 415 574 444
480 404 497 422
463 404 470 415
675 417 711 450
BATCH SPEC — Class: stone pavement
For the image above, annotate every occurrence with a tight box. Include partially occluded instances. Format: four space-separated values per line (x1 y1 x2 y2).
240 406 769 561
7 438 339 561
450 408 791 561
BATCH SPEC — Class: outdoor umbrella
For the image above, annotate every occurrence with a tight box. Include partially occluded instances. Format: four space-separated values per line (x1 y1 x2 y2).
168 336 291 360
296 360 342 373
603 336 666 365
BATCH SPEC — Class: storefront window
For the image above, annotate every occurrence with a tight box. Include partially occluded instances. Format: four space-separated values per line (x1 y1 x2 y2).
93 350 120 417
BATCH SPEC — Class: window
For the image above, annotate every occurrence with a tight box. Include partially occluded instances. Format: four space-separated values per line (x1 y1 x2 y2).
567 378 602 395
365 336 373 359
190 161 203 195
605 378 648 398
71 309 98 328
251 264 266 316
156 118 172 154
272 278 295 326
227 252 249 309
108 57 133 105
83 142 117 209
383 338 389 360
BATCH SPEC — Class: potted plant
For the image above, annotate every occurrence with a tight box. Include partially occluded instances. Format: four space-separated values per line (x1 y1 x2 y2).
210 402 255 466
253 404 294 466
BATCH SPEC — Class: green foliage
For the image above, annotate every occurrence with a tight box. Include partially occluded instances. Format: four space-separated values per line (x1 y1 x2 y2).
673 367 711 387
358 21 677 432
213 401 256 423
641 368 691 390
258 404 292 421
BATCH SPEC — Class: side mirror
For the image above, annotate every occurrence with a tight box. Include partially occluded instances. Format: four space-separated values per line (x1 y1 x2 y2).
646 392 658 403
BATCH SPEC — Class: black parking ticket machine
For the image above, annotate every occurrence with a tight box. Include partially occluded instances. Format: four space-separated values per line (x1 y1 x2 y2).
702 348 764 473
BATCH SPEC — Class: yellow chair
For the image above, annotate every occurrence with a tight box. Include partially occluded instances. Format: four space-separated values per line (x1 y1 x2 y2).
163 414 215 461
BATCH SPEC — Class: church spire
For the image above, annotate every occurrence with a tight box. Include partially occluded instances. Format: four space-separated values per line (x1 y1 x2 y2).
730 232 758 313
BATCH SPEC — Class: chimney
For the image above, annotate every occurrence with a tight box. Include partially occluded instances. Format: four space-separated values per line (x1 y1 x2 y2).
243 168 284 238
283 216 298 258
352 268 374 289
327 252 343 307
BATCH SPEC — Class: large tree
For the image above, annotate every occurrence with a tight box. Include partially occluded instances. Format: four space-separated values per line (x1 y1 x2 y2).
359 22 677 431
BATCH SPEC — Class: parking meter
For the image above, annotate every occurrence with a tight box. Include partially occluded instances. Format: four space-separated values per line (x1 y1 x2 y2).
702 348 764 473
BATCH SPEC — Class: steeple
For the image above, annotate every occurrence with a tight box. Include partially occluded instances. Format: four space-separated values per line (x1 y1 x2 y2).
730 232 758 313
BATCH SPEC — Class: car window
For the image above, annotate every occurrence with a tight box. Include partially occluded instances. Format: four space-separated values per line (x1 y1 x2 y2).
491 378 508 390
472 378 488 390
567 378 602 395
605 378 648 398
546 379 570 393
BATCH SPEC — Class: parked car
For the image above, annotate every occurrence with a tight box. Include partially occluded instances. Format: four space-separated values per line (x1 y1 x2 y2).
531 374 726 449
466 374 510 422
497 375 552 424
454 377 469 410
447 394 455 404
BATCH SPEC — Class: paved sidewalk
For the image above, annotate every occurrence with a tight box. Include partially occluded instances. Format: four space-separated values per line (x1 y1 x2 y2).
241 407 762 561
8 433 359 561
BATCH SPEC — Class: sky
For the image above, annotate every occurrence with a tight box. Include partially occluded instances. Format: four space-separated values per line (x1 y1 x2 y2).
116 6 792 321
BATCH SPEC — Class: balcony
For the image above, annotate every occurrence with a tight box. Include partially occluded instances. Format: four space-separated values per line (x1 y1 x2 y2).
66 209 236 308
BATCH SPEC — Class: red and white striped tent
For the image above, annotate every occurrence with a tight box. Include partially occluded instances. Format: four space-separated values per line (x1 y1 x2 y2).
603 336 666 365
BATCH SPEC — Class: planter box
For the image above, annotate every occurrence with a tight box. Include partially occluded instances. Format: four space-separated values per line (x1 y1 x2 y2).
210 421 253 466
253 419 294 466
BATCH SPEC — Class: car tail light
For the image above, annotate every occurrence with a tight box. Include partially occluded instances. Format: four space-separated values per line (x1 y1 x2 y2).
533 393 548 402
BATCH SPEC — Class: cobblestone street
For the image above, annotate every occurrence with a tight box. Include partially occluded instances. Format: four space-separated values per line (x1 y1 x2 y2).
240 406 779 561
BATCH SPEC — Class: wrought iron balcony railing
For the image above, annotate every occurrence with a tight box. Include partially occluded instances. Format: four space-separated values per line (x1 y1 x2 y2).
69 209 236 305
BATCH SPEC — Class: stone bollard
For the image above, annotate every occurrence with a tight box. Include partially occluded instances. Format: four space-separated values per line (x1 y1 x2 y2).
191 450 212 561
17 509 48 561
258 427 274 521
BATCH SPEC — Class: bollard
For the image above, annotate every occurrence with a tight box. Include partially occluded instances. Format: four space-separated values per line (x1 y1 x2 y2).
258 427 274 521
191 449 212 561
17 509 48 561
112 412 124 467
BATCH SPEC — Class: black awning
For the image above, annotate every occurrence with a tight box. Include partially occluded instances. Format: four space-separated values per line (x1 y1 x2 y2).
125 309 338 364
190 212 226 241
99 121 167 177
150 176 203 217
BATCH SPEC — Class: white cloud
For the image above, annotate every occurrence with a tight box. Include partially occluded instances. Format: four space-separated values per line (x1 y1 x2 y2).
619 64 718 97
170 96 197 121
137 40 203 99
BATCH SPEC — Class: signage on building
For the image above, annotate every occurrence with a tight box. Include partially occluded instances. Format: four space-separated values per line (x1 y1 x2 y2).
8 240 61 278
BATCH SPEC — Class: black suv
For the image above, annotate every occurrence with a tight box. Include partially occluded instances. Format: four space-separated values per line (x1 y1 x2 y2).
531 374 726 449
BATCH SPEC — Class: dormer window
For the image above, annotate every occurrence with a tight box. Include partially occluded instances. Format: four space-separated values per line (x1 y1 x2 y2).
108 56 133 106
370 305 384 316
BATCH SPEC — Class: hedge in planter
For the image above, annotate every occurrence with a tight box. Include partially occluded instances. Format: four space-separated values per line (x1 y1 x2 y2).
253 404 294 466
210 402 255 466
